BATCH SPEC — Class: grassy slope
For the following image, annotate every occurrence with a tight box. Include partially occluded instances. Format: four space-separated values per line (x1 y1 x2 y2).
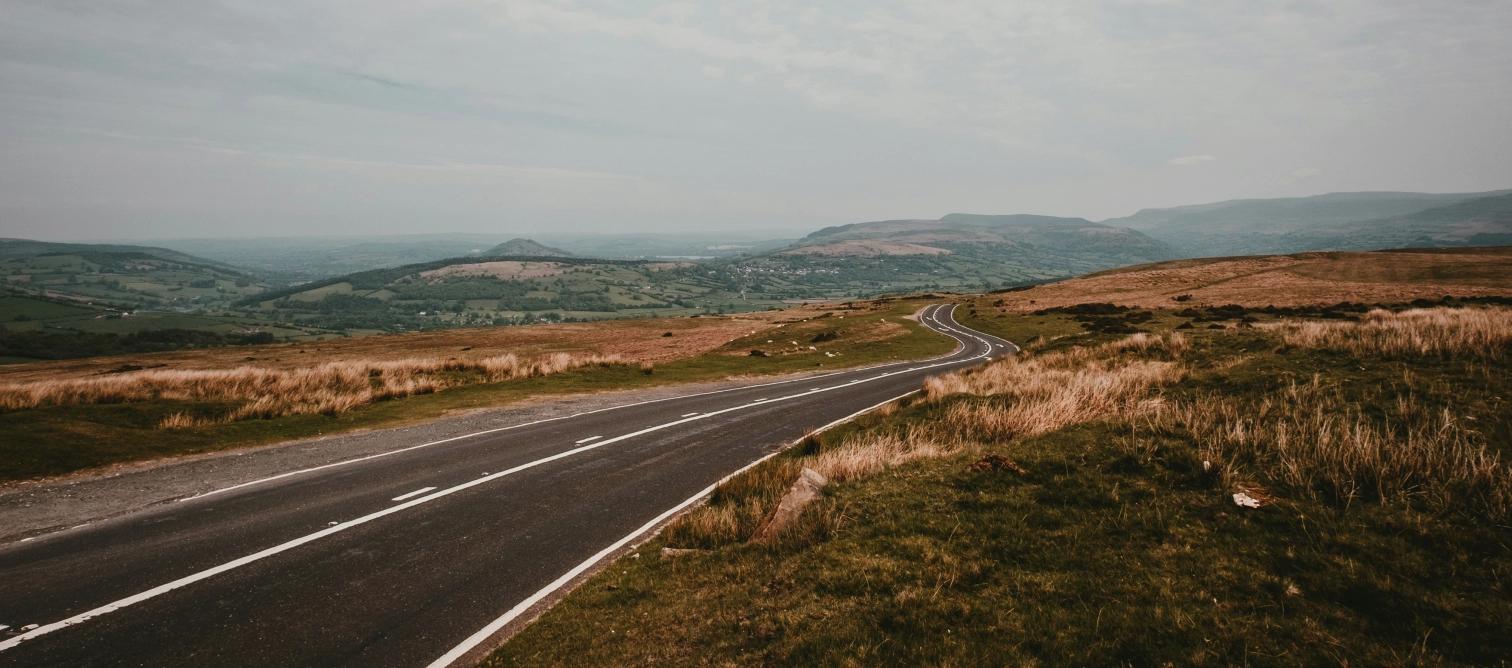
489 310 1511 666
0 301 951 482
984 246 1512 312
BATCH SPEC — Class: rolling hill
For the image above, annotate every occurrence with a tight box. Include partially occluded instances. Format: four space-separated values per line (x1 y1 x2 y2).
733 213 1176 295
0 239 265 310
977 246 1512 311
246 254 788 331
1105 189 1512 256
486 238 573 257
1285 192 1512 250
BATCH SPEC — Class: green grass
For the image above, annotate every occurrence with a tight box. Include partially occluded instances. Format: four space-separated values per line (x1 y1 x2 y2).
491 433 1511 666
0 302 952 481
0 296 98 321
486 310 1512 667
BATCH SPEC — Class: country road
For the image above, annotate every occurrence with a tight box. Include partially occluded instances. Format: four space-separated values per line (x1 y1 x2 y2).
0 304 1016 667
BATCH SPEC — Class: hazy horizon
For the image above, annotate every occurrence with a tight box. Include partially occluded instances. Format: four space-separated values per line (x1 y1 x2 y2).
4 1 1510 240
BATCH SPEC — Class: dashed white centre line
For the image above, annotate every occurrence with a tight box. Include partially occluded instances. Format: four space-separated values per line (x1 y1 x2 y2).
0 303 1006 657
391 487 437 502
574 435 603 444
681 412 699 418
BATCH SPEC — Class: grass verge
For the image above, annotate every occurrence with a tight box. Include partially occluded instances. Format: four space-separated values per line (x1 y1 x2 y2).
488 306 1512 666
0 300 950 482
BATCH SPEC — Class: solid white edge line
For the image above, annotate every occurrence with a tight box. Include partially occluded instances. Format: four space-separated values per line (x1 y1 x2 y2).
391 487 437 502
424 389 925 668
573 436 602 445
173 304 965 504
0 304 1003 655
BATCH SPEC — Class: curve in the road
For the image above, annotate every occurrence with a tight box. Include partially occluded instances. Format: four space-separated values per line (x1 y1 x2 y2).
0 304 1016 666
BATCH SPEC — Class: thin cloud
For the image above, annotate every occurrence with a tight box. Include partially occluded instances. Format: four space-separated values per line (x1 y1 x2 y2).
1168 154 1217 167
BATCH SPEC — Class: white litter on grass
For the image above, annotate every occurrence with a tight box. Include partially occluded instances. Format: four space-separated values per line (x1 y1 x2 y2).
1232 492 1264 508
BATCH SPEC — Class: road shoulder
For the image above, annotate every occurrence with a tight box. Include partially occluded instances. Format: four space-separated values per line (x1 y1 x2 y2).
0 371 836 544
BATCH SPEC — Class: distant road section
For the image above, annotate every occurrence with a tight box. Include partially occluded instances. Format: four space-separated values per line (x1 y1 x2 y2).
0 304 1015 667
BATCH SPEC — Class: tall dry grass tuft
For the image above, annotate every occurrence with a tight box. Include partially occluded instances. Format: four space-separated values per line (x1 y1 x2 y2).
1263 306 1512 358
158 412 210 429
662 458 804 548
924 332 1187 441
1161 379 1512 519
811 427 959 483
0 352 625 425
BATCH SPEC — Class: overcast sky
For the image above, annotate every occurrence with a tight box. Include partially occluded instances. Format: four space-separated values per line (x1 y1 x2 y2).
3 0 1510 240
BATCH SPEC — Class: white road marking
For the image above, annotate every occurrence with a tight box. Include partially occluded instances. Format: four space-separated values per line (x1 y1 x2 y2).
573 435 602 444
391 487 437 502
170 315 969 506
681 412 699 417
424 390 925 668
0 305 1007 654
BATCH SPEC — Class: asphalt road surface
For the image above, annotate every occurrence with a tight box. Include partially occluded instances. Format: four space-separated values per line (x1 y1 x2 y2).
0 304 1015 667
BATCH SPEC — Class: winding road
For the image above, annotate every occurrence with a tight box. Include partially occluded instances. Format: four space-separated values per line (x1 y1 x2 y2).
0 304 1015 667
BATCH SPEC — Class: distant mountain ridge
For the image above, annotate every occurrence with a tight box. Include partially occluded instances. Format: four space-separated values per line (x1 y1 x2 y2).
720 212 1177 295
0 238 265 311
1104 189 1512 256
1290 192 1512 250
0 238 245 273
789 213 1171 259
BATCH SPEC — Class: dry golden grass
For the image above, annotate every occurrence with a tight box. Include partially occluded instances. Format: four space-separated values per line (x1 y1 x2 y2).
929 313 1508 518
662 457 805 548
978 247 1512 312
157 412 209 429
1160 379 1512 518
0 352 622 425
0 307 816 384
1263 306 1512 358
924 333 1187 440
811 427 956 483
